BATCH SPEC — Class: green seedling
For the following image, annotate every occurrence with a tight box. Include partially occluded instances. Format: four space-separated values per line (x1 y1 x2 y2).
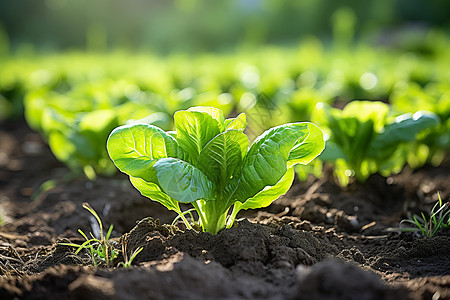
107 106 324 234
60 203 118 267
399 193 450 237
118 246 143 268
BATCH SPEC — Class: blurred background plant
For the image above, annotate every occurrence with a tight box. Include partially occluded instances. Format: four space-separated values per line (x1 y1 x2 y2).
1 0 450 53
1 0 449 183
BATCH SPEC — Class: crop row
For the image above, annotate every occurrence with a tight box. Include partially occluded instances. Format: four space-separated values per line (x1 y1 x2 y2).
1 36 449 184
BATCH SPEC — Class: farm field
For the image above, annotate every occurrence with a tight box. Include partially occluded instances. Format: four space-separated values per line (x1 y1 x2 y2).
1 2 450 296
0 121 449 299
0 42 449 299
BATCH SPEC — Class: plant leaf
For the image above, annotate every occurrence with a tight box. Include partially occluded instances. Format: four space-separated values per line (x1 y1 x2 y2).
174 110 221 162
236 167 295 211
107 124 179 182
227 123 323 202
288 122 325 166
153 158 215 203
318 140 347 161
342 101 389 132
188 106 225 130
224 113 247 132
129 176 180 212
197 130 249 189
370 111 439 154
79 109 118 140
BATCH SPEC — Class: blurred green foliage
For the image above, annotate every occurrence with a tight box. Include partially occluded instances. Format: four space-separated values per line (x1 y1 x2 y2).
1 47 447 182
313 101 439 186
1 0 450 52
1 1 449 183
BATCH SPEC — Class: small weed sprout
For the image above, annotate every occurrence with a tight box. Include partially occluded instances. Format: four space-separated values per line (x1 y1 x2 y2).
119 244 143 268
400 193 450 237
60 203 118 267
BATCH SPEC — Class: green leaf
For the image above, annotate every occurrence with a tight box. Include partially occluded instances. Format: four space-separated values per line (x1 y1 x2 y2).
236 167 295 211
42 108 73 135
107 124 179 182
342 101 389 132
24 89 47 131
370 111 439 153
174 110 221 162
224 113 247 132
79 109 118 137
129 176 180 212
312 101 388 135
153 158 215 203
197 130 249 189
48 131 81 167
318 140 347 161
288 123 325 166
188 106 225 130
78 109 119 161
349 119 375 169
228 123 323 202
79 111 118 147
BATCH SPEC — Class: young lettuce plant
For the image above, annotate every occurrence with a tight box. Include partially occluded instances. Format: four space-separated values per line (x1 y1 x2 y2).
107 106 324 234
312 101 439 186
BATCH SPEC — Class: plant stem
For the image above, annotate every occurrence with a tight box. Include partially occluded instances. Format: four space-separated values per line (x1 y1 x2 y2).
178 211 193 230
197 200 229 235
193 201 207 230
226 202 242 228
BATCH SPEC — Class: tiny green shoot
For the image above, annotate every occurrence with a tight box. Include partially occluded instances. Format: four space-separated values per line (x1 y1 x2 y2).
60 203 118 267
118 245 143 268
399 193 450 237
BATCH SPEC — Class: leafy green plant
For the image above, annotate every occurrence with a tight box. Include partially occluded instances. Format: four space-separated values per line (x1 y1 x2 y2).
399 193 450 237
25 90 120 179
107 106 324 234
60 203 118 267
24 86 169 179
313 101 439 186
391 82 450 167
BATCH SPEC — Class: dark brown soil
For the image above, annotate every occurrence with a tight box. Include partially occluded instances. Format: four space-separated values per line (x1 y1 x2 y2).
0 120 449 300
